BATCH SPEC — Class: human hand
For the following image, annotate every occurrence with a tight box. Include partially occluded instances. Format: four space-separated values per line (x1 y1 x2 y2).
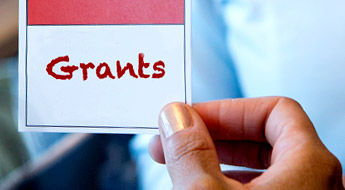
149 97 344 190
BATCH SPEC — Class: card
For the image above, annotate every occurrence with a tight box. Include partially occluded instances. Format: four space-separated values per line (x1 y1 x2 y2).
18 0 191 134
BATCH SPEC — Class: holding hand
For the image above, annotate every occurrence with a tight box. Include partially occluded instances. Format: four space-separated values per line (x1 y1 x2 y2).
149 97 344 190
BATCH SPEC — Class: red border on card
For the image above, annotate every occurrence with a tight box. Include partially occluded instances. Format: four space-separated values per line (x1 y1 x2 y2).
27 0 184 25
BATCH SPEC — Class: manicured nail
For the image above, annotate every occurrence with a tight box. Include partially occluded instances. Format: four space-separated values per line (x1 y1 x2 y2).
159 103 193 138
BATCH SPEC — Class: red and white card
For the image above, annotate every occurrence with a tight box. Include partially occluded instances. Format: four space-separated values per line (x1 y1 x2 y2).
19 0 191 134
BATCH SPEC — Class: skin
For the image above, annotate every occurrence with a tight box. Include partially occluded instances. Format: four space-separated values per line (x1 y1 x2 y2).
150 97 345 190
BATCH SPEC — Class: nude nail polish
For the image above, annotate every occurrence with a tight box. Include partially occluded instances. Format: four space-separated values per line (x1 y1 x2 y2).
159 103 193 138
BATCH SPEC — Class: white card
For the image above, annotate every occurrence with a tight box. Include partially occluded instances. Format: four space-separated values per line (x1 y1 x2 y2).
18 0 191 134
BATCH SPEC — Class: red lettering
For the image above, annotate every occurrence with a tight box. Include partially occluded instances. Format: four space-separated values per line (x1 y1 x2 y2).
80 63 95 81
152 61 165 79
116 61 138 79
138 53 150 78
47 54 166 81
96 62 116 79
46 56 79 80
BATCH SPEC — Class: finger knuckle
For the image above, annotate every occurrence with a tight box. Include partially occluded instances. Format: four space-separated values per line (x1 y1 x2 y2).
167 132 213 164
277 97 303 109
324 153 343 174
317 153 344 188
306 146 343 176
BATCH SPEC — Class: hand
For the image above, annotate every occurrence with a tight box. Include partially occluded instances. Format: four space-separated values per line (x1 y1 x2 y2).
149 97 344 190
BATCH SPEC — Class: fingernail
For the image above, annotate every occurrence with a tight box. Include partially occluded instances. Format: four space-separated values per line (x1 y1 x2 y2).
159 103 193 138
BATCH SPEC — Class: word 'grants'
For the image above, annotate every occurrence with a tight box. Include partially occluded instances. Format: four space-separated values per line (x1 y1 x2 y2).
46 53 165 80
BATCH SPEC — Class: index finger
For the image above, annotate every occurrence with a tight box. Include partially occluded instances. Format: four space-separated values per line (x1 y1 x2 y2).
193 97 319 146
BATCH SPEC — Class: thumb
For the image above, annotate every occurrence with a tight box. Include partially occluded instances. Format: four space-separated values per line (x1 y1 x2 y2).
158 103 231 189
